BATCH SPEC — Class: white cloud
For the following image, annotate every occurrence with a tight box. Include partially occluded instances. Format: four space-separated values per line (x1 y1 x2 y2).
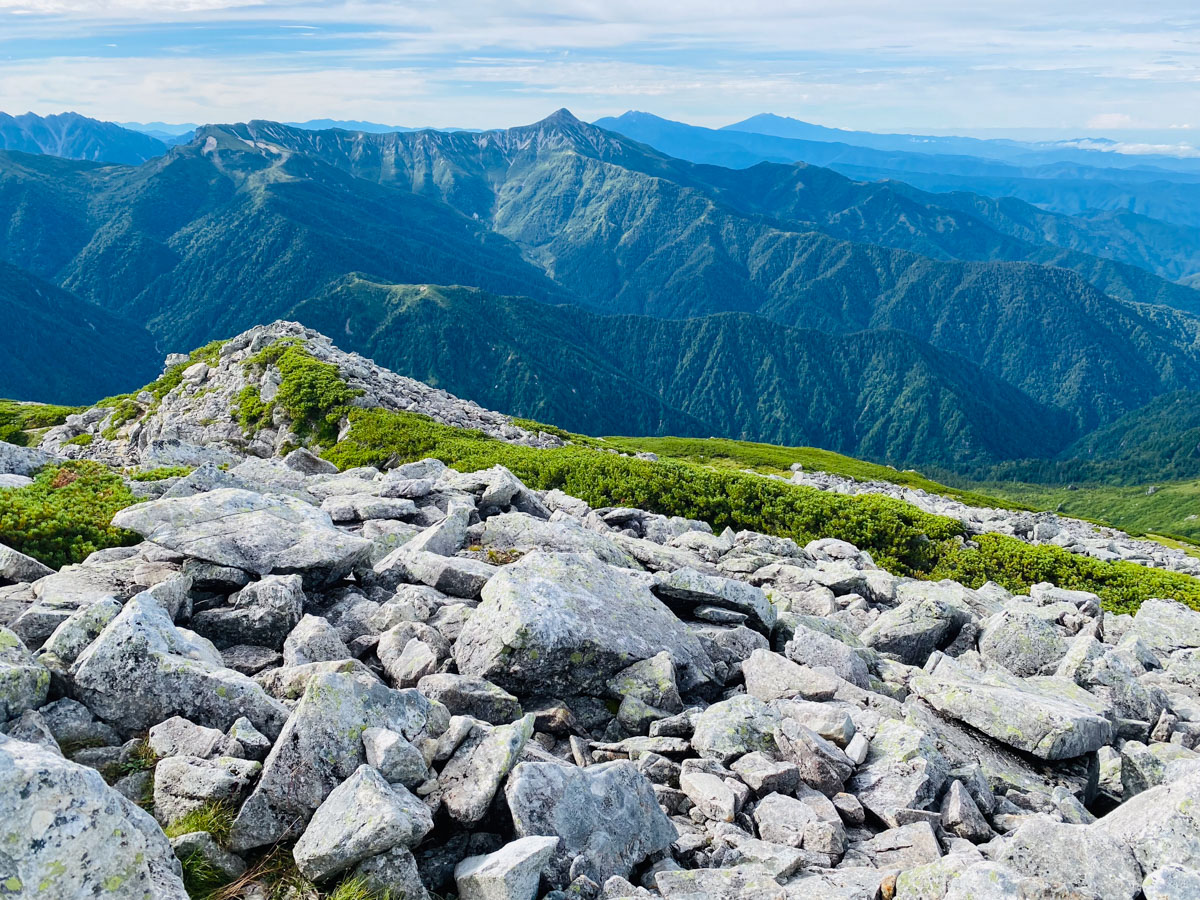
0 1 1198 132
1087 113 1135 129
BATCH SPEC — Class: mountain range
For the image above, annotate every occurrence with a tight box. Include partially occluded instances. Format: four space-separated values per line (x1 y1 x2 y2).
3 109 1200 475
0 112 168 165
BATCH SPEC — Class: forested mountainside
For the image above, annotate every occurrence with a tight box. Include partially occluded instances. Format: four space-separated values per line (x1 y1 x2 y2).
0 111 167 165
3 109 1200 474
0 260 159 403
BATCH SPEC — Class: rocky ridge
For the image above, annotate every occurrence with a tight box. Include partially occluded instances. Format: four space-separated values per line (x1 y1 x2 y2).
36 320 561 470
786 468 1200 578
2 328 1200 898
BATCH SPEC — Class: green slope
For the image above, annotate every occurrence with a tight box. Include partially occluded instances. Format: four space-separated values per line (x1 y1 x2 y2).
285 278 1068 468
0 111 167 165
0 261 159 403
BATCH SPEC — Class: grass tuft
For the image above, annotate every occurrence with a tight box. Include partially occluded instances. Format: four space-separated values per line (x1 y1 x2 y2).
164 801 235 846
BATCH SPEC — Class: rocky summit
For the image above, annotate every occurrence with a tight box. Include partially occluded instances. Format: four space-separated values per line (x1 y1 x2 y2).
4 324 1200 900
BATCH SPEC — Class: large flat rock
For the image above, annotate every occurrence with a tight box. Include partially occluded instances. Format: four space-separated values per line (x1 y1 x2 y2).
112 488 371 585
454 551 714 697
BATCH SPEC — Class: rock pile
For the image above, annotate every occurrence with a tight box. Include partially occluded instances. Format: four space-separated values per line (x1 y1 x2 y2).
4 444 1200 898
787 468 1200 578
37 320 562 469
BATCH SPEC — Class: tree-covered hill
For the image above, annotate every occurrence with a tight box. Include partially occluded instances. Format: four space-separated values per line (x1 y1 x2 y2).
0 261 159 403
288 277 1071 468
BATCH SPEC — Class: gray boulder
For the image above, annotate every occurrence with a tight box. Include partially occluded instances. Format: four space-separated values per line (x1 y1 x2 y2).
859 596 968 665
36 597 121 672
148 716 243 760
847 719 949 828
742 648 839 703
0 626 49 721
111 488 371 585
351 846 429 900
479 513 638 568
454 835 560 900
774 718 855 797
0 441 55 477
292 764 433 882
439 714 535 825
995 816 1142 900
909 664 1113 760
783 624 869 688
455 551 713 697
651 568 776 633
70 594 289 738
1143 865 1200 900
189 573 305 649
153 755 261 826
362 726 429 787
978 608 1067 676
283 614 352 666
0 542 53 586
417 673 523 724
691 695 780 764
1131 598 1200 657
505 760 675 888
1095 768 1200 871
0 733 187 898
230 671 445 851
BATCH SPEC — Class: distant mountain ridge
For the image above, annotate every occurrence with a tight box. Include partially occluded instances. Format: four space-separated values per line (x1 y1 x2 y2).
0 112 167 164
723 112 1200 171
598 112 1200 238
4 109 1200 472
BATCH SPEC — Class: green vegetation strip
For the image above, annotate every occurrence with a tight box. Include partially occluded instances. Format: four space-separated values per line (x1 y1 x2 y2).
0 399 80 447
0 462 142 569
602 435 1029 510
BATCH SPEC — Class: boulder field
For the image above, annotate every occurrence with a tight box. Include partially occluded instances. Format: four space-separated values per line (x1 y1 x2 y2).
2 326 1200 899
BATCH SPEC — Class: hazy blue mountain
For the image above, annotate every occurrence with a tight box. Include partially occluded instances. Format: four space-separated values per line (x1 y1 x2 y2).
0 112 167 165
724 112 1200 173
598 111 1200 262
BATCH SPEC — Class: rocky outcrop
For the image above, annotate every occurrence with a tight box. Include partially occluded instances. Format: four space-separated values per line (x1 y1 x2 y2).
39 321 561 467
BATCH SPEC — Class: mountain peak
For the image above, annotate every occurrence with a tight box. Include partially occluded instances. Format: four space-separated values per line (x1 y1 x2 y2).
541 107 582 126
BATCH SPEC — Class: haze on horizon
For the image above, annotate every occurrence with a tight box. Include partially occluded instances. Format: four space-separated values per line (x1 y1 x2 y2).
0 0 1197 151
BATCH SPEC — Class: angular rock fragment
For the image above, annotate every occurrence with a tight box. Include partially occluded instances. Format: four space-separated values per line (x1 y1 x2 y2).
455 551 713 696
112 488 372 585
0 733 187 899
505 760 675 888
71 594 289 738
293 764 433 882
455 835 560 900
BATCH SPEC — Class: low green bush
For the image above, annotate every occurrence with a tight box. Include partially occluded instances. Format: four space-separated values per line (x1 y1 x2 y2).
0 399 80 446
0 461 141 569
129 466 193 482
931 533 1200 615
239 338 361 446
327 408 964 576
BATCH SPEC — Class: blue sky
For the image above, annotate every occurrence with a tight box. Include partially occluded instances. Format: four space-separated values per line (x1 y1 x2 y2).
0 1 1197 146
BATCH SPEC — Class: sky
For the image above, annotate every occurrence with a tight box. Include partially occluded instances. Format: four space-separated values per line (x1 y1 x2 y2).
0 1 1198 146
